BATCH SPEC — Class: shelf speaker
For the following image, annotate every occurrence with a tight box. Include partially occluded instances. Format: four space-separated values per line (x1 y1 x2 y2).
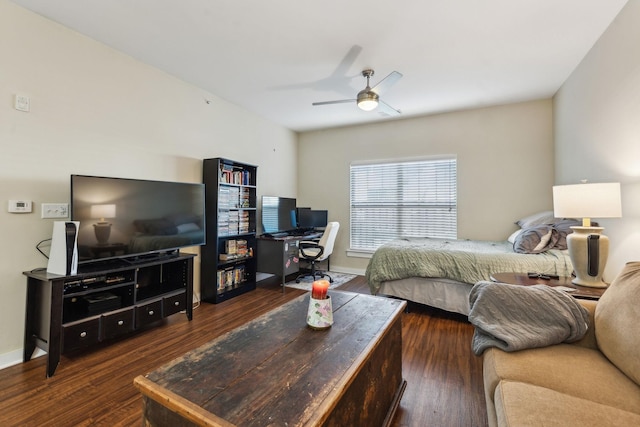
47 221 80 276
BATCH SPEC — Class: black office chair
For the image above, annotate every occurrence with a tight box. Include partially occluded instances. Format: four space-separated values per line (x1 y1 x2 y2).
295 222 340 283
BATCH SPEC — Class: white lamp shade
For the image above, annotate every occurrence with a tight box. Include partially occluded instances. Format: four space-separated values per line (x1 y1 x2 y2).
90 204 116 221
358 99 378 111
552 183 622 220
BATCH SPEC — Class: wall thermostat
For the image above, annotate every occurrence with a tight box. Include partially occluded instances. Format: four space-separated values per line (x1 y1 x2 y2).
8 200 33 213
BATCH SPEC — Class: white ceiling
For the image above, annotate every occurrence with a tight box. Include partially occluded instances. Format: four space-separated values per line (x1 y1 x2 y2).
10 0 629 132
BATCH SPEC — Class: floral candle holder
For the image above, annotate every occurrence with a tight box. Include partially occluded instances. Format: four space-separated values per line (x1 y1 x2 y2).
307 280 333 329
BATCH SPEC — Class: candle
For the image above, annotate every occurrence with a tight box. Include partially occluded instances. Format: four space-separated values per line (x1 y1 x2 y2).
311 280 330 300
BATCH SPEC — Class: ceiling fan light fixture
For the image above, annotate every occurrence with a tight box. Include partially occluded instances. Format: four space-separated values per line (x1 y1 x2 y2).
357 89 379 111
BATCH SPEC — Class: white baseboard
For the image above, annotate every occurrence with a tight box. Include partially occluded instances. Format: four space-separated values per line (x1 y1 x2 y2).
0 348 46 371
330 266 366 276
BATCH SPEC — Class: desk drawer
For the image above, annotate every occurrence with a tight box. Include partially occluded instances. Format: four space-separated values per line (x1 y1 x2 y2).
136 299 163 328
62 317 100 352
163 291 186 317
102 307 135 340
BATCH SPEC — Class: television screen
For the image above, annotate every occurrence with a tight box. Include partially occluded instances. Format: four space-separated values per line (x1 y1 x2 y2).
71 175 205 264
261 196 297 234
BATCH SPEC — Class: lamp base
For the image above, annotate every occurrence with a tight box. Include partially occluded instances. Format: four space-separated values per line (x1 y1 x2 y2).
93 222 112 245
567 226 609 288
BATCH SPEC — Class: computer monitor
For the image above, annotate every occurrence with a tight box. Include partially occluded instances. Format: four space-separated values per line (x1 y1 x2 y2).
310 210 328 228
297 207 313 228
261 196 297 233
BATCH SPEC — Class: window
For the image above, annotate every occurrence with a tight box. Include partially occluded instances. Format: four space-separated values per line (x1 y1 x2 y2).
350 157 457 252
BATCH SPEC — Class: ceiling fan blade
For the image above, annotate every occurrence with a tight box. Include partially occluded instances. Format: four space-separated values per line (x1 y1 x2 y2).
312 99 356 106
371 71 403 95
377 99 401 116
329 45 363 78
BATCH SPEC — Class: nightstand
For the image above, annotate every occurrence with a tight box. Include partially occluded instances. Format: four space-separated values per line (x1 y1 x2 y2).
490 272 606 300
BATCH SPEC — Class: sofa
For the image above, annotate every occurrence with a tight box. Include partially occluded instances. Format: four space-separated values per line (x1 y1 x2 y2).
482 261 640 426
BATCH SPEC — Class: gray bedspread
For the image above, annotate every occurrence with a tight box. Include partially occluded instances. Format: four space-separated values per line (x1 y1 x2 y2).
365 237 573 295
468 281 589 355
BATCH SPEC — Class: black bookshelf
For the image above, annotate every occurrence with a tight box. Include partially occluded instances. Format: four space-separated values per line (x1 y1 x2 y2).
201 158 258 303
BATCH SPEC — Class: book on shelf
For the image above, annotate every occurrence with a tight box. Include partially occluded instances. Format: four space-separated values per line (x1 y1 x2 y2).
216 265 246 292
227 210 239 235
225 239 237 255
238 210 249 234
229 187 240 208
219 164 252 186
218 210 230 236
236 239 248 257
217 268 231 291
240 188 251 208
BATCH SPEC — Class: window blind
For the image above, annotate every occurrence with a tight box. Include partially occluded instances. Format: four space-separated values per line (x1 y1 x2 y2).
350 157 457 251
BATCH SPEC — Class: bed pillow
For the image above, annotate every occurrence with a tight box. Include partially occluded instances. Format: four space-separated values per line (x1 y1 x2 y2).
176 222 200 233
513 225 559 254
507 229 522 244
515 211 556 229
165 213 201 226
134 219 178 235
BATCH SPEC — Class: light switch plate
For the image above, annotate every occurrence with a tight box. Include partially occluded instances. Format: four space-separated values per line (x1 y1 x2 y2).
41 203 69 218
14 94 30 112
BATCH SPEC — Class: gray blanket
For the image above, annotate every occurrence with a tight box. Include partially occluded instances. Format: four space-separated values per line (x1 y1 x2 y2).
468 281 589 356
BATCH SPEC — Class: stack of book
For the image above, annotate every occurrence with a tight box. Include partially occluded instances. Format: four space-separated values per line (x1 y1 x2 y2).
216 265 246 292
218 210 229 236
219 164 252 186
236 239 248 257
238 211 249 234
228 186 240 208
219 239 250 261
240 188 251 208
228 211 239 235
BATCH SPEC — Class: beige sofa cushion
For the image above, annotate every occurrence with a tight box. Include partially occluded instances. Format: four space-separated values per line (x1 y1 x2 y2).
596 261 640 385
484 344 640 415
495 380 640 427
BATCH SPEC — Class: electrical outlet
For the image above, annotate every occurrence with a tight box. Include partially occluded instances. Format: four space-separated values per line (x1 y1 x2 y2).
41 203 69 219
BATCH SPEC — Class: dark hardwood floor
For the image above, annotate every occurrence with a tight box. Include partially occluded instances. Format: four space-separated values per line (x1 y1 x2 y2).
0 276 487 427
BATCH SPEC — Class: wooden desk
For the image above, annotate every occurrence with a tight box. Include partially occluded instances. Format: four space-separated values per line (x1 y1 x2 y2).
134 291 407 427
257 232 323 290
490 272 607 300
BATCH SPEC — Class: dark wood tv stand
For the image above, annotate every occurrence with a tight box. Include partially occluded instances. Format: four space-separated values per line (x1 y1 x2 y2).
23 253 195 377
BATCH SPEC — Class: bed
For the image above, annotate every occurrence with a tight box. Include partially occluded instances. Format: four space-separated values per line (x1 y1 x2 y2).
365 212 578 316
129 215 204 253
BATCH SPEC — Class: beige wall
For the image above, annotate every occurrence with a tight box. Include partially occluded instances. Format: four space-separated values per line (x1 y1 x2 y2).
298 99 555 274
554 0 640 282
0 1 297 364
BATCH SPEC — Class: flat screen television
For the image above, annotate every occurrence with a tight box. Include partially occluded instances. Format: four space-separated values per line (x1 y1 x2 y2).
261 196 297 234
71 175 205 265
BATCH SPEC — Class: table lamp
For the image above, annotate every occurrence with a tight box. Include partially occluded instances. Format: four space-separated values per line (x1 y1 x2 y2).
91 204 116 245
552 182 621 288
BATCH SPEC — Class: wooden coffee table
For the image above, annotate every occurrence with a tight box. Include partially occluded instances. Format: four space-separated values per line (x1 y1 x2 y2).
490 272 607 300
134 291 407 427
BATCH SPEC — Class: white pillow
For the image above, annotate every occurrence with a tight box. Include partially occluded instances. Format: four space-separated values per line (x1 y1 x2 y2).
507 229 522 244
176 222 200 233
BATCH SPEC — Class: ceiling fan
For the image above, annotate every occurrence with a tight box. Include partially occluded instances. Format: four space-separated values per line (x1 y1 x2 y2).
312 69 403 116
